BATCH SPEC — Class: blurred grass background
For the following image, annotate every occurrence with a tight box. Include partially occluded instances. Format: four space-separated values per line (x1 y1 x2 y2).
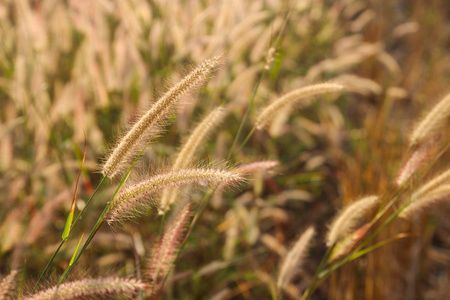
1 0 450 299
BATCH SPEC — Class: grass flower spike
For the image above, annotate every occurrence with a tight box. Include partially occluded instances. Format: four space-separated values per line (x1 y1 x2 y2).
25 277 144 300
159 107 226 213
395 136 438 186
0 270 17 300
235 160 279 174
277 227 315 290
409 92 450 147
326 195 379 246
256 82 344 130
107 168 242 223
412 167 450 200
401 184 450 218
147 203 192 295
101 56 222 178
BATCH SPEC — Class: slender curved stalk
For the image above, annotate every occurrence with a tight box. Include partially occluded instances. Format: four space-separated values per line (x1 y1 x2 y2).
227 76 264 161
71 176 107 227
32 240 64 293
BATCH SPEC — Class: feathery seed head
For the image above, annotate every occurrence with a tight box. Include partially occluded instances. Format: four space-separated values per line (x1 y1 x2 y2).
409 92 450 147
395 135 439 187
0 270 18 300
101 55 222 179
160 106 226 213
107 168 242 223
329 223 371 261
401 184 450 219
326 195 379 247
276 227 315 290
256 82 344 130
235 160 279 174
147 203 192 295
173 106 226 171
25 277 145 300
412 167 450 201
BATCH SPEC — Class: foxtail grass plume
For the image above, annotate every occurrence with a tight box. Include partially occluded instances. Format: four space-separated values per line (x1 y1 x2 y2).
223 210 239 261
326 195 378 246
0 270 17 300
395 136 438 186
235 160 279 174
159 107 226 214
147 203 192 296
412 167 450 200
107 168 242 223
329 223 371 261
401 184 450 219
409 92 450 147
25 277 144 300
256 82 344 130
276 226 315 290
101 55 222 179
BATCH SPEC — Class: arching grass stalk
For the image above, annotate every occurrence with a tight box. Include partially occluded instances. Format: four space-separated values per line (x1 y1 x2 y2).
227 75 264 161
57 143 150 285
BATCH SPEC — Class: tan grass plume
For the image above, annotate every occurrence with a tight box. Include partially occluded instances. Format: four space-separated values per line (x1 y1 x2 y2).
159 106 226 214
107 168 242 223
395 136 438 186
276 226 315 290
412 167 450 200
235 160 279 174
400 167 450 218
25 277 144 300
409 92 450 147
147 203 192 296
0 270 17 300
101 55 222 178
326 195 379 246
256 82 344 130
401 184 450 219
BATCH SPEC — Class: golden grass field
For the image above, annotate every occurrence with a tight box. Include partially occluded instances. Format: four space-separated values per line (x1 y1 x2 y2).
1 0 450 299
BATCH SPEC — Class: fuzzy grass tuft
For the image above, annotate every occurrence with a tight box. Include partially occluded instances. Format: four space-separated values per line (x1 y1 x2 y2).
25 277 144 300
256 82 344 130
159 106 226 214
101 55 222 179
409 92 450 147
107 168 242 223
147 203 192 296
326 196 379 247
0 270 17 300
277 226 315 291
